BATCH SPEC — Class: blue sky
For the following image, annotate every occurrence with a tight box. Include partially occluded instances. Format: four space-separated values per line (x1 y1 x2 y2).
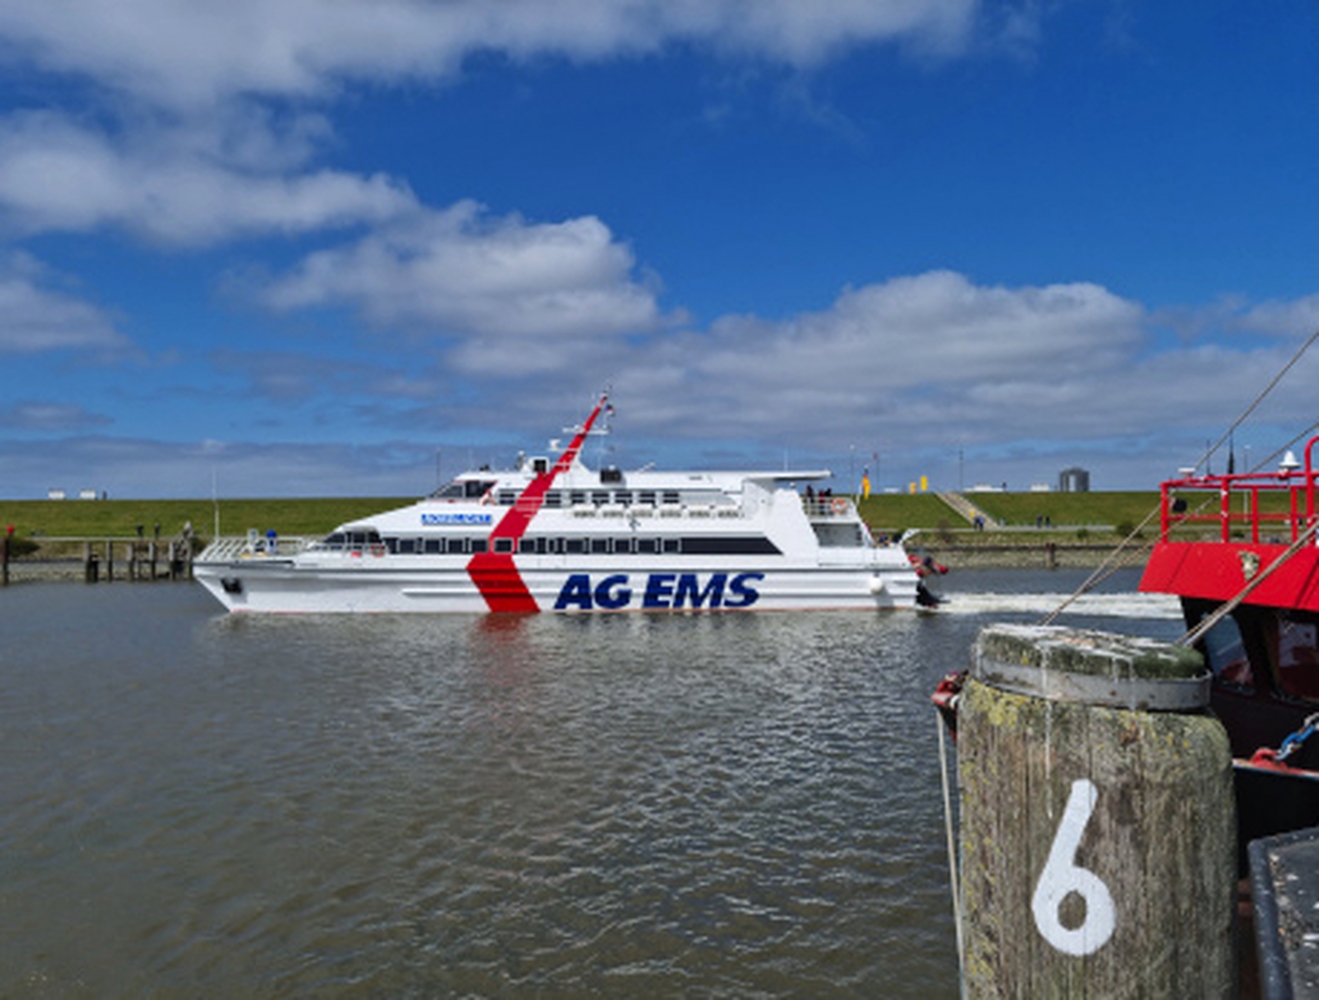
0 0 1317 499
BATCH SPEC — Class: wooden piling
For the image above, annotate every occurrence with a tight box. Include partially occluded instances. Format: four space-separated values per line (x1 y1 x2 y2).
957 624 1236 997
2 525 10 586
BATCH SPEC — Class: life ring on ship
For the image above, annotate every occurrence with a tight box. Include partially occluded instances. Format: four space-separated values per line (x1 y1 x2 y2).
370 544 386 557
831 498 847 514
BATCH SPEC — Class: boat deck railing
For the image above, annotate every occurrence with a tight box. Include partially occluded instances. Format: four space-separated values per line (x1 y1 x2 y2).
803 496 858 520
1159 436 1319 544
199 535 317 561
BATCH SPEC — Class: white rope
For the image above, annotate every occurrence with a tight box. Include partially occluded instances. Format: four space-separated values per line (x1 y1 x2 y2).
936 709 966 998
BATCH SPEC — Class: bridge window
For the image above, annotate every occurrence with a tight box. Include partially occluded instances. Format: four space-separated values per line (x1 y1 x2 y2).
1196 612 1252 690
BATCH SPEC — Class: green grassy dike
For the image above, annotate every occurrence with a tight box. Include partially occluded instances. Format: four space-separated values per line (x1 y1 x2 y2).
0 498 409 552
0 492 1168 565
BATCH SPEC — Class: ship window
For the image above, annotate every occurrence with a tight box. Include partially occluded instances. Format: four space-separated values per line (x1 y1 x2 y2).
615 491 632 506
663 538 680 554
397 538 416 554
323 532 346 548
466 480 495 499
680 536 781 555
442 538 462 554
432 482 465 499
494 538 514 554
1197 613 1252 690
1274 610 1319 701
565 538 585 554
544 492 562 508
424 539 443 554
591 491 610 506
639 491 657 506
615 538 633 554
590 538 610 554
519 538 537 554
662 491 680 505
637 538 658 554
498 491 518 506
570 491 587 505
471 538 488 554
384 537 399 553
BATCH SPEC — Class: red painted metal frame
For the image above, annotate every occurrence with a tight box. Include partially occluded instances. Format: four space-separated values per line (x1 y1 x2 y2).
1140 436 1319 613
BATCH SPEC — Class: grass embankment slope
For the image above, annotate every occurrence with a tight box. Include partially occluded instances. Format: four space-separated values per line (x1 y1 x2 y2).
860 491 1167 568
3 491 1164 554
862 491 1163 534
0 498 409 557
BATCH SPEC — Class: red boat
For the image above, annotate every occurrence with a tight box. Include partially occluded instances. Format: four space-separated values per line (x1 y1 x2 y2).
1139 436 1319 864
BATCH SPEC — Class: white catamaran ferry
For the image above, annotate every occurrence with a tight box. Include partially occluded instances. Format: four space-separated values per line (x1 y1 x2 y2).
195 395 925 613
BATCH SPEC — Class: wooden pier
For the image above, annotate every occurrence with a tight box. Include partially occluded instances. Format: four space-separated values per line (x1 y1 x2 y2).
1 524 197 585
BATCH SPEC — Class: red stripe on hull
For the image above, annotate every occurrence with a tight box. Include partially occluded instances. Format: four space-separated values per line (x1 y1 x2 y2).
467 394 609 612
466 552 539 613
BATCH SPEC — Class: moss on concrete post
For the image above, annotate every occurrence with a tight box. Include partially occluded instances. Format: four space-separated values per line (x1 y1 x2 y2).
958 624 1235 998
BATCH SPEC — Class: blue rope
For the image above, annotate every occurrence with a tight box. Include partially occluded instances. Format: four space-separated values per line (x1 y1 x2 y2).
1276 713 1319 762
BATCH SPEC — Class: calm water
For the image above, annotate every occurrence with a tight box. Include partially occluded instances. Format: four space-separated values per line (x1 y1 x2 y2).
0 569 1179 998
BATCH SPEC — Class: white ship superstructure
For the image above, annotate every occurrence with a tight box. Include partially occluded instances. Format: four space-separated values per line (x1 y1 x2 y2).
195 396 923 613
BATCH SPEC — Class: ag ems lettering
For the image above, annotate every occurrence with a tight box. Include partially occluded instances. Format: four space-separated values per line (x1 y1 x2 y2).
554 572 763 611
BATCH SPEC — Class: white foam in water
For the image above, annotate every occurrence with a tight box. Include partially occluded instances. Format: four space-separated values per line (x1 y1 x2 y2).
930 591 1183 620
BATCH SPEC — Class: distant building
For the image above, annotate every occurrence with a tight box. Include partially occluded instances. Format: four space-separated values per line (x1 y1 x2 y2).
47 488 66 500
78 489 98 500
1029 483 1052 493
1058 467 1091 493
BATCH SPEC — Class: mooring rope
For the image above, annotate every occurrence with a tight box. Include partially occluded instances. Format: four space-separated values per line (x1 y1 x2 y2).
935 709 966 999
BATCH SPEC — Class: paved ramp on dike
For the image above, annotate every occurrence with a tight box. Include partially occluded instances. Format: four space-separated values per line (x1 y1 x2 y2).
937 491 1000 527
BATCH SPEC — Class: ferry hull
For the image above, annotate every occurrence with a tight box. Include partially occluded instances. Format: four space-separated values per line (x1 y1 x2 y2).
194 560 922 614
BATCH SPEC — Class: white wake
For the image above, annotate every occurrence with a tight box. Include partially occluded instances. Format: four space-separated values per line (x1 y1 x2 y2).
928 591 1182 621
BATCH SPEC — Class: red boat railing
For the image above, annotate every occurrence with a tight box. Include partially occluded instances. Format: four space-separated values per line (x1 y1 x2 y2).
1158 436 1319 544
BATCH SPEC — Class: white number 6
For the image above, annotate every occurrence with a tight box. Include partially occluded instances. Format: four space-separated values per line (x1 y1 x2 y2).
1031 779 1116 956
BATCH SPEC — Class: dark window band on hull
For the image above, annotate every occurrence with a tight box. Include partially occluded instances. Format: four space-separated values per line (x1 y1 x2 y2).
377 535 781 556
679 536 781 555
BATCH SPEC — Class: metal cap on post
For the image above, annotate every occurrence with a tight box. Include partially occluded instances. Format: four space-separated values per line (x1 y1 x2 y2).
958 624 1236 998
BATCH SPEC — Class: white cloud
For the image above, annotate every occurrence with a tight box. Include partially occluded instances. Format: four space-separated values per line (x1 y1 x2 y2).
611 271 1142 439
0 401 113 431
0 1 980 111
263 200 670 349
1234 294 1319 338
0 252 128 354
0 112 417 245
589 272 1319 465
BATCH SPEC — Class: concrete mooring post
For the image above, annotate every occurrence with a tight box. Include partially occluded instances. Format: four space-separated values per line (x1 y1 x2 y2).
957 624 1236 998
